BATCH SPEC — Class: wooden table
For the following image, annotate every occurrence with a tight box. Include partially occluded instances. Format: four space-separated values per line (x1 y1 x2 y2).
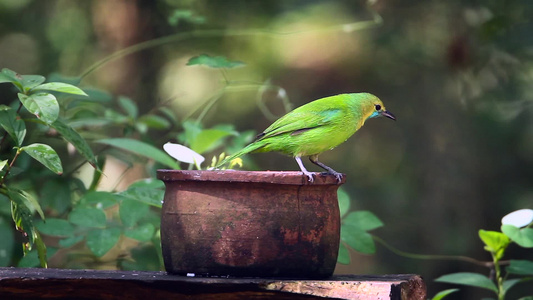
0 267 426 299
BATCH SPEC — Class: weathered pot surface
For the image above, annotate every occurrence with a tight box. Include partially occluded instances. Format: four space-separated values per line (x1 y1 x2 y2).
158 170 344 278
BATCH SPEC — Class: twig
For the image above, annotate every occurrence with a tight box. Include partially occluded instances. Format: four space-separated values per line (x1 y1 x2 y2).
0 149 21 186
78 10 382 80
372 235 505 268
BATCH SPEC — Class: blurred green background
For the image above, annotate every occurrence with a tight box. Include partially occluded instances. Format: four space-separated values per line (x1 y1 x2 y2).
0 0 532 298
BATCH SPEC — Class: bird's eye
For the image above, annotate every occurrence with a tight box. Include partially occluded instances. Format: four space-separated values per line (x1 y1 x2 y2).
374 104 381 111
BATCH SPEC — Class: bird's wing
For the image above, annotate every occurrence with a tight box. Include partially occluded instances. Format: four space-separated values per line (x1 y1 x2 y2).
257 108 342 140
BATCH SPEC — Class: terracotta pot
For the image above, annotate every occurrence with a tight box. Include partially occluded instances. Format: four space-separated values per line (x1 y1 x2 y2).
157 170 344 278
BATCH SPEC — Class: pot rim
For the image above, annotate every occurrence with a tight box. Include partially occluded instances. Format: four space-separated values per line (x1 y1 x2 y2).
157 169 345 185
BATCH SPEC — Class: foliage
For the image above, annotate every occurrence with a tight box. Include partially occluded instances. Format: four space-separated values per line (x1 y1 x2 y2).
186 54 245 69
0 68 89 267
434 209 533 300
0 63 254 269
0 45 290 270
336 187 383 264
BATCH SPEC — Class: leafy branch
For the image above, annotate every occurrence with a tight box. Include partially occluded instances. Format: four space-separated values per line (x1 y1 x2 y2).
0 68 94 267
368 209 533 300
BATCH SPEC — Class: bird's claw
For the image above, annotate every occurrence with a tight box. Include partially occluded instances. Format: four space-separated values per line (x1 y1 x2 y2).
320 172 343 183
303 171 315 183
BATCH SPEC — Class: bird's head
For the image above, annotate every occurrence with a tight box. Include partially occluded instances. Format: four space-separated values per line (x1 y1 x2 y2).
361 93 396 121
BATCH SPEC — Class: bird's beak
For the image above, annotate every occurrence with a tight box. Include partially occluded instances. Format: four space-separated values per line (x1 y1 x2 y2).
381 110 396 121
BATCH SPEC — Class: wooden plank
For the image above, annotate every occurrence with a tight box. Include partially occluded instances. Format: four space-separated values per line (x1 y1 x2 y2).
0 267 426 300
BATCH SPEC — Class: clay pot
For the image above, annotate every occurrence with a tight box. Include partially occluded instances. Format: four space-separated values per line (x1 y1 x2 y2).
157 170 344 278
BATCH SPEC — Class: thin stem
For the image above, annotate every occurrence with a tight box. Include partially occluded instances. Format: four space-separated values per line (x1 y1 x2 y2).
372 235 495 268
219 69 230 85
0 148 21 186
110 165 133 192
183 82 280 123
78 11 382 80
255 83 292 120
195 89 225 125
492 253 505 300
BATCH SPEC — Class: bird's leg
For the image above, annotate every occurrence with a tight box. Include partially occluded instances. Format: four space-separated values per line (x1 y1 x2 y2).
294 156 315 182
309 155 343 182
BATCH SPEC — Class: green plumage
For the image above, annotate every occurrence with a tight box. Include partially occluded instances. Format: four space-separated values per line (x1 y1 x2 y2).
216 92 395 182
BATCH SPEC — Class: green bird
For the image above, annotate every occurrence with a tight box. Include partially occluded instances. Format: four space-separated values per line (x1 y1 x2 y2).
215 92 396 182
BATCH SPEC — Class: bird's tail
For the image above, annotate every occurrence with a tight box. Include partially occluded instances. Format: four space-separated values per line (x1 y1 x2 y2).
215 142 265 169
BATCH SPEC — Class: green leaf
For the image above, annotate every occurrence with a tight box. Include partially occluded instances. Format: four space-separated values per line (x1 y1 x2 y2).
121 244 162 271
18 92 59 124
0 106 26 146
431 289 459 300
51 119 98 168
119 187 164 208
68 208 106 228
343 211 383 231
168 9 206 26
501 224 533 248
190 129 236 154
128 178 165 189
79 191 119 209
0 160 6 171
158 107 178 125
34 230 48 268
118 96 137 118
187 54 245 69
36 218 74 237
46 72 82 86
32 82 88 96
179 120 202 144
11 200 34 253
17 248 56 268
10 197 47 266
22 143 63 175
22 190 45 221
124 223 155 242
80 87 113 102
0 216 14 266
138 114 171 130
58 235 84 248
337 188 350 218
479 230 510 260
0 194 10 215
104 109 129 124
507 260 533 275
435 272 498 293
337 243 350 264
96 138 180 169
0 70 13 84
502 278 522 295
88 157 106 190
86 227 121 257
0 68 23 91
21 75 45 92
8 188 45 221
40 179 72 214
340 224 376 254
120 198 150 227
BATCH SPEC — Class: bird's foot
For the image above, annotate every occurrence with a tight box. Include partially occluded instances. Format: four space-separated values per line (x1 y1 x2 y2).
320 171 343 183
302 171 315 182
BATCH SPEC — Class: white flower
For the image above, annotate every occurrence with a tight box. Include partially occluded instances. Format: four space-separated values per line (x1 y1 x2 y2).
502 209 533 228
163 142 204 168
